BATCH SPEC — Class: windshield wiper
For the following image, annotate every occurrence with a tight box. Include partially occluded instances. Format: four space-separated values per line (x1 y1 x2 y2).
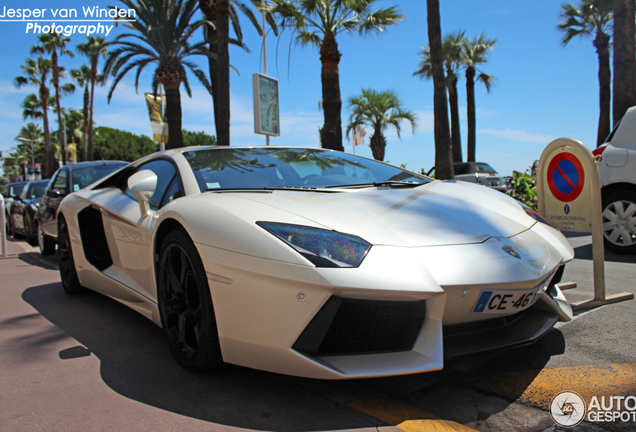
327 181 424 189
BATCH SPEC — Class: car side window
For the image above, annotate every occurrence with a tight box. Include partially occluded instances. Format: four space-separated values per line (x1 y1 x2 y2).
126 159 182 211
52 171 68 195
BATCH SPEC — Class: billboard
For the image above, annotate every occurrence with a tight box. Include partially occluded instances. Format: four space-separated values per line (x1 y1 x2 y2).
252 73 280 136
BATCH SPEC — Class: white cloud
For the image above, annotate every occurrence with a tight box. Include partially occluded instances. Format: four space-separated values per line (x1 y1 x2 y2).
480 128 555 144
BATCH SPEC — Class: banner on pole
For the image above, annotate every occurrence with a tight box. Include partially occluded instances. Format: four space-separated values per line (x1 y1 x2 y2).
252 73 280 136
145 93 168 144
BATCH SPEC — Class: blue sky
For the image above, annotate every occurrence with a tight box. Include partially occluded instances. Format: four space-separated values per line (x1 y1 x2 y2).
0 0 603 178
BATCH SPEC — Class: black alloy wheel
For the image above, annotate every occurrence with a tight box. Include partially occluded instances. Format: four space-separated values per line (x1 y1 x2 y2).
157 229 223 372
58 217 84 294
602 190 636 255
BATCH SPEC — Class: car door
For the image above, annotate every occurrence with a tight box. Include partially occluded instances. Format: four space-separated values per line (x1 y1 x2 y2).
99 159 184 299
11 184 29 233
39 168 68 240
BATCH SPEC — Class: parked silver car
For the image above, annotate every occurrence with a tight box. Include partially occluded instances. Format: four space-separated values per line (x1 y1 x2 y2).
427 162 507 192
593 106 636 254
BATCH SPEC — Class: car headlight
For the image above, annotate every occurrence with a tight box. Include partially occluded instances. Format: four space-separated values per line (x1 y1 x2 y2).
519 203 552 227
257 222 371 268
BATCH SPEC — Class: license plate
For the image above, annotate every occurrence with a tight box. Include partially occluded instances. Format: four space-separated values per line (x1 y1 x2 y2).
472 288 540 314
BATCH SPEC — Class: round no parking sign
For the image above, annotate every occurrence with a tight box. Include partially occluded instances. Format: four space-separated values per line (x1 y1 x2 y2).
538 139 596 233
546 152 585 203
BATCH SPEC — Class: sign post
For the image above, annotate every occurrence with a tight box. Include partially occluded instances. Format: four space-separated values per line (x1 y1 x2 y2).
537 138 633 310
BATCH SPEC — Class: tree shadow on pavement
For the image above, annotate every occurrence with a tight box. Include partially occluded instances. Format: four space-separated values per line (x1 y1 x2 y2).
21 283 381 432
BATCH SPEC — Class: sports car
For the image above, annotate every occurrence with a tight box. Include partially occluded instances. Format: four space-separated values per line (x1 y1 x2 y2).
57 146 574 379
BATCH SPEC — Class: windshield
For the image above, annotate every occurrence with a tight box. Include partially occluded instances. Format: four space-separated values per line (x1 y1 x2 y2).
9 183 26 197
183 148 430 191
71 164 126 191
24 181 49 199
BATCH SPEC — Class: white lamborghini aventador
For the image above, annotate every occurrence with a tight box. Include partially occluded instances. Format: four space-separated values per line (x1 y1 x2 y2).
56 146 574 379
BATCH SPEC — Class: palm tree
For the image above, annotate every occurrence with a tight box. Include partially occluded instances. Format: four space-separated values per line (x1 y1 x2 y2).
31 32 74 166
199 0 277 146
77 37 109 160
345 89 417 161
559 0 613 146
267 0 403 152
461 33 496 163
426 0 453 180
14 123 45 173
104 0 214 149
14 57 55 177
612 0 635 125
414 30 465 163
21 93 56 123
71 65 92 161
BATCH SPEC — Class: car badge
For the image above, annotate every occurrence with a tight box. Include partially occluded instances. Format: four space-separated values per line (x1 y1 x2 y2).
502 246 521 259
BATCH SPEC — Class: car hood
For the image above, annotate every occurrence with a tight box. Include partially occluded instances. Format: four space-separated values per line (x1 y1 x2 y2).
233 181 534 247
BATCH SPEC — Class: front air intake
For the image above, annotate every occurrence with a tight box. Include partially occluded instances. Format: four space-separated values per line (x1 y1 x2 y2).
293 297 426 356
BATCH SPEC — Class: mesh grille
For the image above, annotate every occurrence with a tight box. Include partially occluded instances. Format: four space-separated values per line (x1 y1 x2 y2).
294 297 426 356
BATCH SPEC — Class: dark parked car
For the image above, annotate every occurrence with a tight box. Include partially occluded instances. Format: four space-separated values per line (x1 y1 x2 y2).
3 181 27 235
9 180 50 245
37 161 128 255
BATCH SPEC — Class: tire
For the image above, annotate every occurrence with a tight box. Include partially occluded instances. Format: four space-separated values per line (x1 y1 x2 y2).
602 190 636 255
58 217 84 294
157 229 223 372
38 223 56 255
25 217 36 246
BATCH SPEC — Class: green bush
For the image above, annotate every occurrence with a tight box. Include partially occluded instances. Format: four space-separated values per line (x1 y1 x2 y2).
507 169 538 210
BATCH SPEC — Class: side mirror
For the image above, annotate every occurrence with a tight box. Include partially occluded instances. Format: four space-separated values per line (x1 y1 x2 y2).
128 170 157 218
46 189 61 198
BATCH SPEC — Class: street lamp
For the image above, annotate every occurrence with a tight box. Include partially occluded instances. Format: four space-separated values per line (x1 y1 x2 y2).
17 137 43 180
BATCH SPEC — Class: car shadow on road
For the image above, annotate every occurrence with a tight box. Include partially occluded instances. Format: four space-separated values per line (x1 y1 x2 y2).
362 329 566 425
21 283 383 431
572 243 636 264
16 252 58 271
563 232 636 264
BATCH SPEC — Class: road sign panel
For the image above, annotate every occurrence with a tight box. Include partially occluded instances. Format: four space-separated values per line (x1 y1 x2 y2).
547 152 585 202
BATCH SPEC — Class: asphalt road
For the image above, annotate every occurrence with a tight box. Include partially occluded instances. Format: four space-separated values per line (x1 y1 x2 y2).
1 233 635 432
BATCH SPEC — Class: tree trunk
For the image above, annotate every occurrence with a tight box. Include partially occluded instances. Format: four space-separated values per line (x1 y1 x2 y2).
52 49 66 166
88 56 98 160
200 1 224 145
82 85 89 162
427 0 453 179
164 85 183 149
40 85 54 178
465 66 476 162
216 0 231 146
594 32 611 146
448 76 462 163
612 0 636 129
369 121 386 161
320 33 344 152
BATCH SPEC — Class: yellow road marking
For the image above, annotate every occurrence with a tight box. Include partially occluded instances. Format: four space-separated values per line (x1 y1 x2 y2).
459 363 636 409
348 399 478 432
